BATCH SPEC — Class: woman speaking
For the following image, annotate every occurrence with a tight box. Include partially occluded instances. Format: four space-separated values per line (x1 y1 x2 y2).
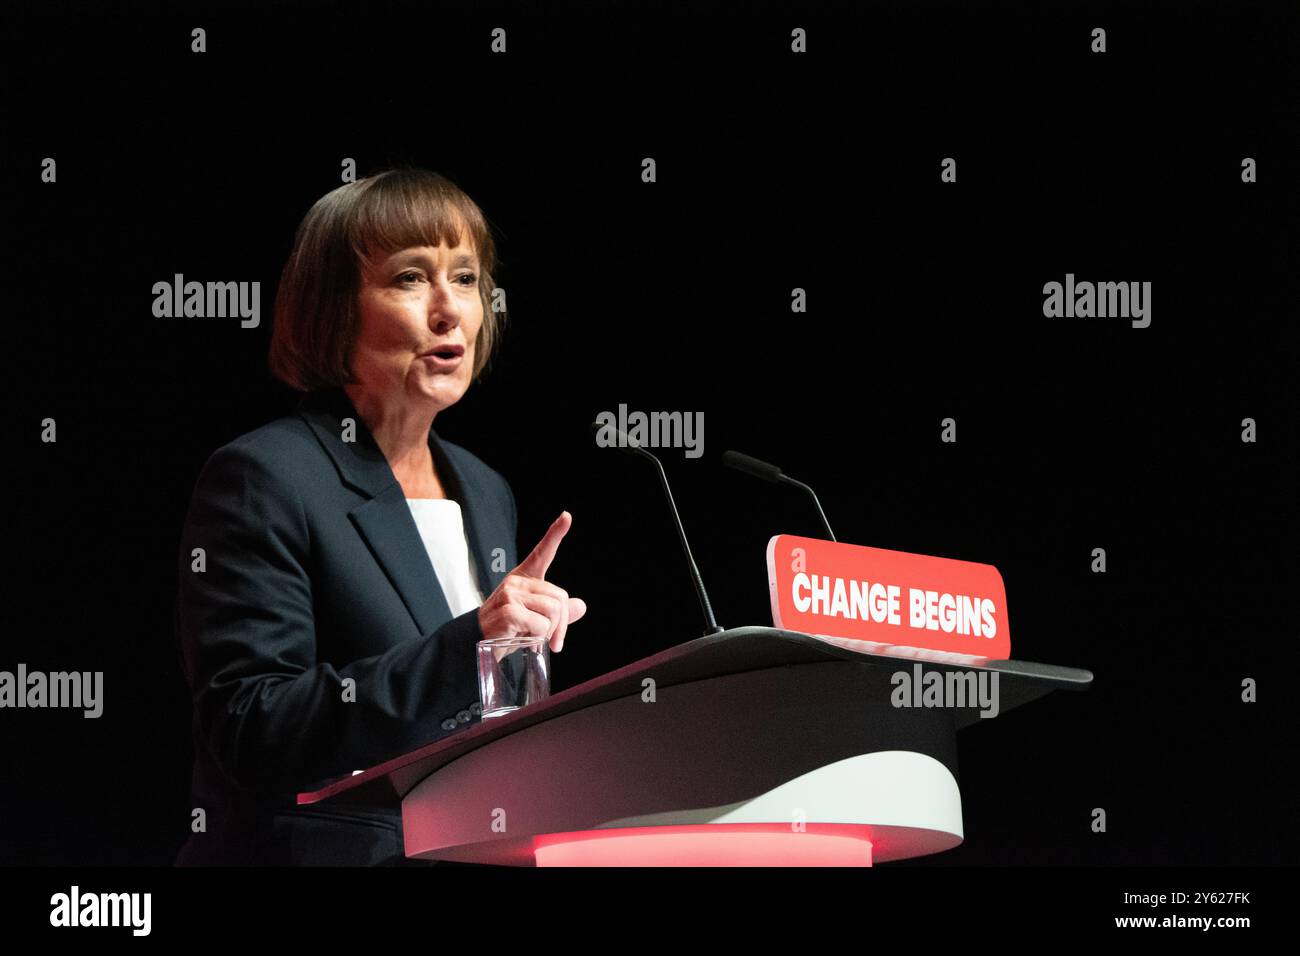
174 168 586 866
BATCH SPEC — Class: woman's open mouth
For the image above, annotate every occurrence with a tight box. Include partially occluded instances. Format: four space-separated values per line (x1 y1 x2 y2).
421 345 464 370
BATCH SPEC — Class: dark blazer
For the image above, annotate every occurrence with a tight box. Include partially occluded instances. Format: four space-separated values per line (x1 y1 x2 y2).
173 387 518 865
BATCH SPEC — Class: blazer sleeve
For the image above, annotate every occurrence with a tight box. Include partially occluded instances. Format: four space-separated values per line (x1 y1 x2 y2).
176 443 485 795
506 478 519 558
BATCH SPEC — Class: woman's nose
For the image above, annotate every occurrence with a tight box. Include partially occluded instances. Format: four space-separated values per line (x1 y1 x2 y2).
426 279 463 328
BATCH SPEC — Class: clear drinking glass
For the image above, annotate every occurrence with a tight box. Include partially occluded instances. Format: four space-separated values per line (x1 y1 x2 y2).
476 635 550 720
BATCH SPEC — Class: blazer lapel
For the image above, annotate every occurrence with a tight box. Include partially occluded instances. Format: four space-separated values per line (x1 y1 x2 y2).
427 429 498 601
298 388 483 638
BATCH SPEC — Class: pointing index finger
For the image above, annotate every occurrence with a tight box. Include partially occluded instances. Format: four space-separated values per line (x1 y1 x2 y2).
515 511 572 580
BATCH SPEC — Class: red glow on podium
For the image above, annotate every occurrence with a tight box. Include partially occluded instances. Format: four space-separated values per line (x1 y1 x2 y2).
532 824 874 866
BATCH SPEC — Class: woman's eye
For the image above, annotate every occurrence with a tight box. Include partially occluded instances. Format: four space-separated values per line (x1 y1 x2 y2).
396 271 475 286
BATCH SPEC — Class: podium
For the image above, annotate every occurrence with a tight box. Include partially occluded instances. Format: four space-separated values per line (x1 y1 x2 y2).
298 626 1092 865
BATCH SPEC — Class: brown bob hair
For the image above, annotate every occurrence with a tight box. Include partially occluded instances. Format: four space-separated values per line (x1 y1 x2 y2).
269 168 507 391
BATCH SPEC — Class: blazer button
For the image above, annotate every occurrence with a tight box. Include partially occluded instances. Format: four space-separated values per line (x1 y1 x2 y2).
456 709 472 723
469 702 482 717
440 718 458 731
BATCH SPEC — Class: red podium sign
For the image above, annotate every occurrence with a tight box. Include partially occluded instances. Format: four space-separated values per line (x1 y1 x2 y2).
766 535 1011 660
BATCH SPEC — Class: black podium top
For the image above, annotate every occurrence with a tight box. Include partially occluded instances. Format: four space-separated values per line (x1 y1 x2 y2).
298 625 1092 809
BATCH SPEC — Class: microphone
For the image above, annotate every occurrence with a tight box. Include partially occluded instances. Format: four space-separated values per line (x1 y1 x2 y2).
721 450 837 542
591 421 724 636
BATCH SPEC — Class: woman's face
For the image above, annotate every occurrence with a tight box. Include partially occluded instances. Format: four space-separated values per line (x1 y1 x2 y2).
351 236 483 413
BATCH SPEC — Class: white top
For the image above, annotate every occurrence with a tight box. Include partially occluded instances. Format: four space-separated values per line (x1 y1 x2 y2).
406 498 485 617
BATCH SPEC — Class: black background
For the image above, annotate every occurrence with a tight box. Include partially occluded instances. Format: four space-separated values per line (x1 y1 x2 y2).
2 0 1296 878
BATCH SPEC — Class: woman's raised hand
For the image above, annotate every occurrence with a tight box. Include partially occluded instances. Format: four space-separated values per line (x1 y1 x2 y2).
477 511 587 652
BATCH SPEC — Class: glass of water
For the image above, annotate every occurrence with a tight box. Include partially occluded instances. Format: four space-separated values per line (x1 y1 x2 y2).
476 635 550 720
